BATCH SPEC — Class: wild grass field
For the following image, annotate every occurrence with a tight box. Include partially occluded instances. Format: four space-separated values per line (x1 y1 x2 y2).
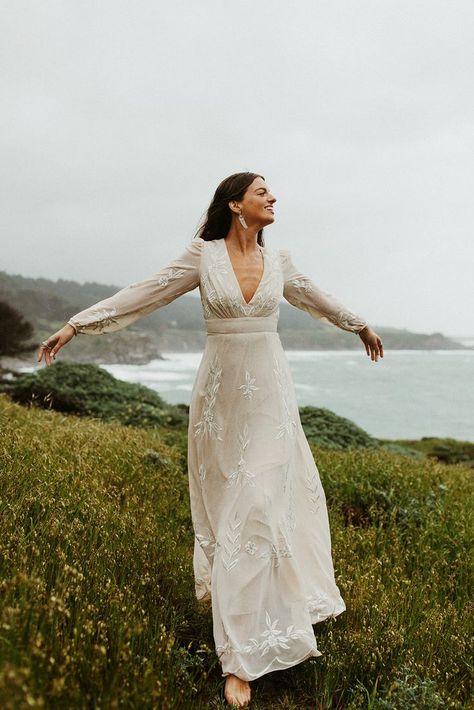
0 392 472 709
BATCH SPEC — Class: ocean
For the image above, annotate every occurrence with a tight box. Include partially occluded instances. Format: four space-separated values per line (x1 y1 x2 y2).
102 348 474 442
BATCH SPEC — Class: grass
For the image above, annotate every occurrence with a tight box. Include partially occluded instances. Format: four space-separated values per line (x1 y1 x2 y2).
0 393 472 708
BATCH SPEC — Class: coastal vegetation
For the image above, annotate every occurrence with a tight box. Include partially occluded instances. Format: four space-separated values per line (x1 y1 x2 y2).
2 362 187 429
0 368 472 708
0 301 35 357
2 362 471 467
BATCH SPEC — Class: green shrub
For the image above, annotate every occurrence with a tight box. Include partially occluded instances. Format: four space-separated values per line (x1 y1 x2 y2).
3 361 188 428
395 436 474 467
299 405 379 449
372 664 445 709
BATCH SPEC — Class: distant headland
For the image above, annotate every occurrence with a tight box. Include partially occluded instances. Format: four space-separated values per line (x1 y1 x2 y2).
1 270 471 367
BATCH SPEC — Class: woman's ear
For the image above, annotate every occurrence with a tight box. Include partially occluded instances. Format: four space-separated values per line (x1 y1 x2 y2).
228 200 240 215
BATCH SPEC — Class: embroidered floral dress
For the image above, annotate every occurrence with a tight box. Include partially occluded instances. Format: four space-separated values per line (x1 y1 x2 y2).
68 236 368 681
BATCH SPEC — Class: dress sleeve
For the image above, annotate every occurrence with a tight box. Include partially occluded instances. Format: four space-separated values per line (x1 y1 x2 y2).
280 249 368 334
67 237 204 335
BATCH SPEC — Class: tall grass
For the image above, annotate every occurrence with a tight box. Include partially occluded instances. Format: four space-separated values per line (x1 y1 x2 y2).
0 394 472 708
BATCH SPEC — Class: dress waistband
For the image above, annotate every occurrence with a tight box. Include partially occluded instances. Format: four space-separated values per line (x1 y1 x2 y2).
206 314 279 335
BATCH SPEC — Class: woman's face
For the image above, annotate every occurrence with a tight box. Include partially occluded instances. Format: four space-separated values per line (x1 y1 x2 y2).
236 176 277 228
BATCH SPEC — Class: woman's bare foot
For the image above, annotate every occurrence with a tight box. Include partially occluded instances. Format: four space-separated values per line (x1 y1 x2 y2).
224 674 251 707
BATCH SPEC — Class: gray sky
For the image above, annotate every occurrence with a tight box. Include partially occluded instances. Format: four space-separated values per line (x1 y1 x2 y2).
1 0 473 337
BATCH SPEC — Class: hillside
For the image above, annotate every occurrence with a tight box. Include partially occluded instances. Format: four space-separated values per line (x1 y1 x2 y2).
1 270 469 365
0 394 472 708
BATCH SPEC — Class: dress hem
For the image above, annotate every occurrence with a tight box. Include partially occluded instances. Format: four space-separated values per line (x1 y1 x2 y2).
209 603 346 682
309 600 346 625
220 644 322 682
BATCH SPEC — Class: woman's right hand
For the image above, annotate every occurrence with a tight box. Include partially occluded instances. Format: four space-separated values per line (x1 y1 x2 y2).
37 324 76 366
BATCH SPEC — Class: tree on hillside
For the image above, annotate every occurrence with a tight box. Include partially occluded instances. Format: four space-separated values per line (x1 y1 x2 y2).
0 301 35 356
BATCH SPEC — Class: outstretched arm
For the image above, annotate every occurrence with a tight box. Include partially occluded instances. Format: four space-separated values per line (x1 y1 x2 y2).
280 249 383 361
38 237 204 365
68 237 204 334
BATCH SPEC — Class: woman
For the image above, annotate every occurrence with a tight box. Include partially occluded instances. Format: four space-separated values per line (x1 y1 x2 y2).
38 172 383 708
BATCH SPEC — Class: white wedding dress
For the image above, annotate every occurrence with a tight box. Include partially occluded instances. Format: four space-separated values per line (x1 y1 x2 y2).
68 236 367 681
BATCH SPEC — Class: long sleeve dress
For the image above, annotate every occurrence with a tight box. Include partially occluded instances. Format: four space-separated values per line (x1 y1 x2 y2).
67 236 368 682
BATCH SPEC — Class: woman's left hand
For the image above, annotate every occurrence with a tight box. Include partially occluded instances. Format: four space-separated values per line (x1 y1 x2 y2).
357 325 384 362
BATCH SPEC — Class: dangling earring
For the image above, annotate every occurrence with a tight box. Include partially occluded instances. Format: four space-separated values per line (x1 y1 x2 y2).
238 211 248 229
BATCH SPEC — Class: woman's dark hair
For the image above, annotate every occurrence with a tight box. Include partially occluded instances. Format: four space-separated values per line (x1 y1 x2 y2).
195 172 265 246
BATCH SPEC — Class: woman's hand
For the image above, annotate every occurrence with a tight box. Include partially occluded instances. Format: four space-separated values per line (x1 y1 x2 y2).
358 325 384 362
37 324 76 367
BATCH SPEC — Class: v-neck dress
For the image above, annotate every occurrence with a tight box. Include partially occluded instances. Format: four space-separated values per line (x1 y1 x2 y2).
67 236 368 682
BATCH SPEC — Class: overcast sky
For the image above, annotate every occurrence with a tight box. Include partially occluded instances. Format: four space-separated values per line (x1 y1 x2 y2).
1 1 473 337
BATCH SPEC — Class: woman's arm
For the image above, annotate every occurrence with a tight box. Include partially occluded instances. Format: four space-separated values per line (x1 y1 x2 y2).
280 249 367 333
68 237 204 335
38 237 204 365
280 249 383 361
